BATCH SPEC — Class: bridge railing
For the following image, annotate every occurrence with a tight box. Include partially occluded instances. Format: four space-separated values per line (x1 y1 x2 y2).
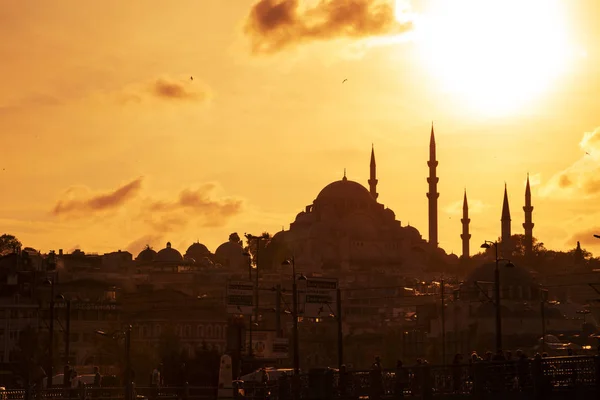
240 355 600 399
4 355 600 400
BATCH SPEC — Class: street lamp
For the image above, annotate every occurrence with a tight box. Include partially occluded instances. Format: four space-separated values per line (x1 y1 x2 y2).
56 295 71 366
281 257 306 376
44 277 56 387
480 240 515 352
95 326 132 400
245 233 269 360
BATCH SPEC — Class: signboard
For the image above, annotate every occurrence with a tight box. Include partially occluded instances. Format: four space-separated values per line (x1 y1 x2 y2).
272 338 290 359
246 331 289 359
54 302 121 311
300 277 338 318
226 280 254 315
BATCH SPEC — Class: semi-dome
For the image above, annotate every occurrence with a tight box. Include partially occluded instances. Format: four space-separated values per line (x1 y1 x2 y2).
137 246 157 262
185 242 211 261
155 242 183 263
466 261 534 286
315 178 374 204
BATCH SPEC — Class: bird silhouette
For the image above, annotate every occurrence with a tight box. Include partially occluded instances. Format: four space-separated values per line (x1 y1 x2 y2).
342 79 347 83
190 76 194 81
586 152 590 155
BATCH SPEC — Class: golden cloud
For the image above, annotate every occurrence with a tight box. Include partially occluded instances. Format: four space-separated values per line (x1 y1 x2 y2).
443 198 488 216
52 178 143 217
118 77 211 104
539 127 600 199
244 0 413 54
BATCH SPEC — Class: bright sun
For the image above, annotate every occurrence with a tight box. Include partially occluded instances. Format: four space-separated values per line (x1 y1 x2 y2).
403 0 574 116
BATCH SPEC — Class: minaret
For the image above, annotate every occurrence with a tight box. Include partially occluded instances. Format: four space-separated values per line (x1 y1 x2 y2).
427 123 439 247
501 183 512 256
368 144 378 200
523 174 534 256
461 189 471 259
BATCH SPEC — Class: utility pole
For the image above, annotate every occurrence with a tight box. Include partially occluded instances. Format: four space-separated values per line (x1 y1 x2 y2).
245 233 269 360
440 279 446 365
125 326 132 400
336 288 343 370
242 252 254 358
541 289 547 354
275 285 281 337
46 277 55 388
64 300 71 365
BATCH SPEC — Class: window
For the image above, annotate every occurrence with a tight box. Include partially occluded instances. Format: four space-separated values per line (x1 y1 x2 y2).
197 325 204 338
206 325 213 338
155 325 162 337
184 325 191 338
215 325 222 339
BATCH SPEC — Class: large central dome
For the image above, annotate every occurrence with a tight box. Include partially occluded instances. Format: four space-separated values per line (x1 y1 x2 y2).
315 177 374 204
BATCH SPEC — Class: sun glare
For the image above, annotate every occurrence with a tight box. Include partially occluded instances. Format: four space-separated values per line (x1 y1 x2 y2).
404 0 574 116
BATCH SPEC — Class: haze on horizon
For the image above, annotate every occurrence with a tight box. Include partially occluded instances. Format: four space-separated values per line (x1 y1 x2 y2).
1 0 600 256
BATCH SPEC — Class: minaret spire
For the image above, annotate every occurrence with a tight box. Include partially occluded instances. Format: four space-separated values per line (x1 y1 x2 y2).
461 189 471 259
368 144 378 200
501 183 512 256
427 123 439 247
523 173 534 256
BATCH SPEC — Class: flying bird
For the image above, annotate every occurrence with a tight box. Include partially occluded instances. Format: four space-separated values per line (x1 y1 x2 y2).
342 79 347 83
586 152 590 155
190 76 194 81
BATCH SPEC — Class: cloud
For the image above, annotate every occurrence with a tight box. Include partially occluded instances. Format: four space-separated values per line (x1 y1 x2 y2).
444 198 488 216
146 183 243 228
244 0 413 54
126 234 165 256
539 127 600 199
567 227 600 248
52 178 143 217
525 173 541 187
118 77 211 104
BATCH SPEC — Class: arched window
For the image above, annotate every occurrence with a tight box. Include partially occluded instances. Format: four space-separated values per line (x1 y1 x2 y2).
215 325 222 339
184 325 192 337
206 325 213 338
197 325 204 338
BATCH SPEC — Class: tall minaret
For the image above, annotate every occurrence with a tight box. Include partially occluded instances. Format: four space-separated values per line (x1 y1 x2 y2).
501 183 512 256
461 189 471 259
427 123 439 247
368 144 378 200
523 174 534 256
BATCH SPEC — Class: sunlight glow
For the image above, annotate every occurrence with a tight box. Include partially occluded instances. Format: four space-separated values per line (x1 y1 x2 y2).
404 0 574 116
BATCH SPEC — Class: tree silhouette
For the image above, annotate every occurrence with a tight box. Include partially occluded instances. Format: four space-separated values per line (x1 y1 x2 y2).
244 232 271 269
0 234 22 255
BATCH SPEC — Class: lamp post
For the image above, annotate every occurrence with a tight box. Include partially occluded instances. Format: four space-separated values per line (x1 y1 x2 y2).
44 277 56 387
95 326 132 400
540 289 548 353
281 257 303 376
480 240 515 353
56 295 71 366
245 233 269 332
242 251 253 358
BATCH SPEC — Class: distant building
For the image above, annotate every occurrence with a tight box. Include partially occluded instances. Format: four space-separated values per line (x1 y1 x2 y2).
264 138 448 275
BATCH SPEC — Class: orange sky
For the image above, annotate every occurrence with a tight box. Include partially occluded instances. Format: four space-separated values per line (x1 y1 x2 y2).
1 0 600 257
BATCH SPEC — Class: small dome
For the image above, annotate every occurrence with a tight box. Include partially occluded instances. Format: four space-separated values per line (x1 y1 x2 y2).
156 242 183 263
137 246 157 262
185 242 211 261
315 179 373 204
403 225 421 239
